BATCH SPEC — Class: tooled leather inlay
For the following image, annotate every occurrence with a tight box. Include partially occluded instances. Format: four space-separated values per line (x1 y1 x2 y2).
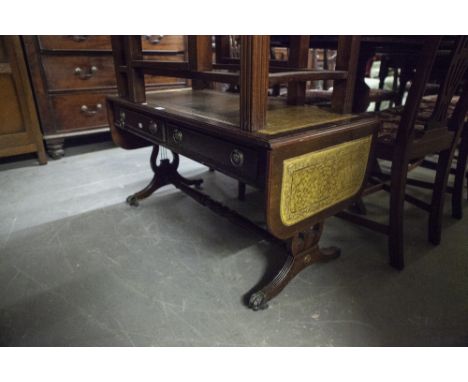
280 135 372 226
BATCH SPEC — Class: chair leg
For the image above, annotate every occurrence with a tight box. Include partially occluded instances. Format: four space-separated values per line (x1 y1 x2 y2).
452 134 468 219
429 149 453 245
388 162 408 270
466 171 468 201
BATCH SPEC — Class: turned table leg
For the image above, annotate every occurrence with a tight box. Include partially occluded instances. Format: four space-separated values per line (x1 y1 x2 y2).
248 223 341 310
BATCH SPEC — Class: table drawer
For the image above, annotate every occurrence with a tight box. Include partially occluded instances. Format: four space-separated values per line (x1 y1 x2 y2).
39 35 111 51
165 123 260 183
116 108 165 143
51 93 112 132
42 55 116 91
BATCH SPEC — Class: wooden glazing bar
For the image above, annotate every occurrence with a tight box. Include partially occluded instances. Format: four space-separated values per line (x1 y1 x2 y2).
240 36 270 132
187 35 213 89
128 61 190 71
287 36 311 105
212 62 313 72
127 62 239 84
269 70 348 84
123 36 146 103
129 62 347 86
221 57 300 67
331 36 361 113
214 35 231 64
111 36 129 98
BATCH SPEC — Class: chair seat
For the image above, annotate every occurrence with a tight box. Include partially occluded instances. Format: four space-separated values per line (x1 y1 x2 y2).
377 95 459 144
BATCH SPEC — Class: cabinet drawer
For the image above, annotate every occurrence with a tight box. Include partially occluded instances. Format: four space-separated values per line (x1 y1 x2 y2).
116 107 165 143
42 55 116 91
142 35 185 52
165 123 259 183
39 35 185 52
39 35 111 51
42 54 185 92
51 93 112 132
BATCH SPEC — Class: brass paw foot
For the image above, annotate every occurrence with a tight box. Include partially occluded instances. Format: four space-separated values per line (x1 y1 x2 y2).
248 291 269 311
126 195 139 207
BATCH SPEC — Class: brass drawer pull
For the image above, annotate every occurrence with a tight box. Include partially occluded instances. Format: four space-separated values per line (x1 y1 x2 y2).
143 35 164 45
74 66 98 80
149 120 159 134
172 129 183 144
118 111 126 127
69 35 88 42
80 103 102 116
230 149 244 167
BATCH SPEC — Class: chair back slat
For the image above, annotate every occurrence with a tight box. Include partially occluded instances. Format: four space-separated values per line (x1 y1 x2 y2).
395 37 441 144
427 37 468 130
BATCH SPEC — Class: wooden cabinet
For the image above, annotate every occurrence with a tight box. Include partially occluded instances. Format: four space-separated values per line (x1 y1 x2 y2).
22 35 187 158
0 36 46 164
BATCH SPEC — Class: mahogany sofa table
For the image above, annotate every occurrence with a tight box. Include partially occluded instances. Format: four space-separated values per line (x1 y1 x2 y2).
107 36 378 309
107 88 377 309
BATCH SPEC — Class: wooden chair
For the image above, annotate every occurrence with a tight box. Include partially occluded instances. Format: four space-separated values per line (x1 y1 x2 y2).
452 124 468 218
337 36 468 270
409 98 468 220
381 36 468 220
365 40 468 219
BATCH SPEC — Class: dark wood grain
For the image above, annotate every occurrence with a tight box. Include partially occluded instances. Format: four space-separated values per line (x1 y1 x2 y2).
331 36 361 114
0 36 47 164
339 36 468 270
188 35 213 90
24 35 187 158
106 35 385 308
240 36 270 131
287 35 310 105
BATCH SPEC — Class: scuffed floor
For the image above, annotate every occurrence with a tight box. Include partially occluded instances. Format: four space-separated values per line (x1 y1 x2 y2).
0 141 467 346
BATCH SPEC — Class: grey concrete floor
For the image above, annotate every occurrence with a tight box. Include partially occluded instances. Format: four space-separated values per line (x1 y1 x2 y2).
0 140 467 346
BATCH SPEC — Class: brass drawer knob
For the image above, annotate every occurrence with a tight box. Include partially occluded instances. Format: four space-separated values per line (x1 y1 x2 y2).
149 120 158 134
80 103 102 116
230 149 244 167
172 129 183 144
74 66 98 80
